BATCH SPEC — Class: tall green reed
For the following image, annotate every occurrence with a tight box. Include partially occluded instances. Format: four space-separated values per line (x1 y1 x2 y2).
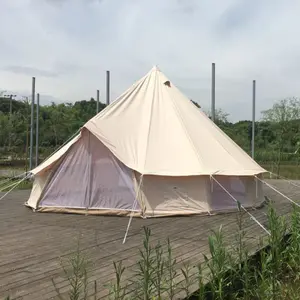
203 225 234 299
51 202 300 300
108 261 127 300
55 238 91 300
285 205 300 277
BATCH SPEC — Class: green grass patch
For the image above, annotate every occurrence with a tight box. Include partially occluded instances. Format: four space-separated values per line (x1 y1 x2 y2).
0 177 32 192
262 163 300 179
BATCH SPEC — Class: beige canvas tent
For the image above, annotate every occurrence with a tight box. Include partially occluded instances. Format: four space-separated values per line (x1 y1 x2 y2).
26 66 267 217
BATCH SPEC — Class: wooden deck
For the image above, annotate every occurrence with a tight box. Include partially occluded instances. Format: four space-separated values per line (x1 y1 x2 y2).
0 179 299 300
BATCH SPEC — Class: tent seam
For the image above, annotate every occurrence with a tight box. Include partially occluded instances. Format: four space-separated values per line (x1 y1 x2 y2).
141 69 157 171
166 84 206 173
90 71 150 121
205 118 264 170
183 96 251 172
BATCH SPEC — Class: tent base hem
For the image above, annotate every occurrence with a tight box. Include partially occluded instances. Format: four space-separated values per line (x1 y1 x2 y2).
24 198 266 218
144 200 265 217
25 205 142 217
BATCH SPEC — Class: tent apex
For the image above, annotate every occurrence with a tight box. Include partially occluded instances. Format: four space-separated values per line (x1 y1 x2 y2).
151 65 160 72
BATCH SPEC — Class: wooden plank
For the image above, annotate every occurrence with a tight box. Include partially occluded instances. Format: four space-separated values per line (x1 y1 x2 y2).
0 180 298 299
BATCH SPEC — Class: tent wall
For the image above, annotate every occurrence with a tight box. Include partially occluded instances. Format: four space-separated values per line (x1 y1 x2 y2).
26 129 265 217
140 175 211 217
37 130 139 213
140 174 264 217
26 154 66 209
209 175 264 212
26 169 52 209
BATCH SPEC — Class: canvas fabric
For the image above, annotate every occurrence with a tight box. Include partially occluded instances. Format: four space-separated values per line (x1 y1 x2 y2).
31 66 266 178
26 66 266 217
28 130 139 213
138 174 264 217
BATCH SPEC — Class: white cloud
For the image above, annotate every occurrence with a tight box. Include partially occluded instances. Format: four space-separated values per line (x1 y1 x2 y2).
0 0 300 121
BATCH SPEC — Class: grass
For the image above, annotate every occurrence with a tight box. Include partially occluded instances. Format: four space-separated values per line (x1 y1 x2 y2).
281 280 300 299
0 177 32 192
262 163 300 179
4 202 296 300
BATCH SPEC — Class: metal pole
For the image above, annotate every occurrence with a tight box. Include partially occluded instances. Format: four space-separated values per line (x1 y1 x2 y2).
25 98 29 174
211 63 216 122
252 80 256 159
96 89 100 113
9 95 12 117
9 95 12 149
29 77 35 170
35 93 39 167
106 70 110 106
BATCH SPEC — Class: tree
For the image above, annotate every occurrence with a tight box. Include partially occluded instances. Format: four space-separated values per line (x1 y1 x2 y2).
3 92 300 175
203 108 229 124
190 99 229 124
261 97 300 176
0 97 107 157
262 97 300 122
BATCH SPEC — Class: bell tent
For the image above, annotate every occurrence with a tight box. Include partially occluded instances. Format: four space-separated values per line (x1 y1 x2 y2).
26 66 266 217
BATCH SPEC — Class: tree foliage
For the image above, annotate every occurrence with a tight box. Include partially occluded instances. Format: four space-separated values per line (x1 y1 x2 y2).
1 96 300 166
0 97 106 156
262 97 300 122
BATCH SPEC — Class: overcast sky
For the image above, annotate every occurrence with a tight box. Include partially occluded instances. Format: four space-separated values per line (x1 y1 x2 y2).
1 0 300 122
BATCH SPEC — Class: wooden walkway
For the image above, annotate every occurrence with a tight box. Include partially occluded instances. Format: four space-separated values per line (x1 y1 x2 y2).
0 179 299 300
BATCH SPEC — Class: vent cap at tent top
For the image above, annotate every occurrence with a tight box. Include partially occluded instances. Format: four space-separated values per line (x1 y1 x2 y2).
164 80 171 87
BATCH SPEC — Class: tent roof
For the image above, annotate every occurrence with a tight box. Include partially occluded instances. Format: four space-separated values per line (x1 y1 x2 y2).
85 66 265 176
32 66 266 176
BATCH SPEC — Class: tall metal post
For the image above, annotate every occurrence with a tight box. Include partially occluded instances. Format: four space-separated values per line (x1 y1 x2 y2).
96 89 100 113
36 93 40 167
106 70 110 106
25 97 29 174
252 80 256 159
9 95 12 117
29 77 35 170
211 63 216 122
9 95 12 149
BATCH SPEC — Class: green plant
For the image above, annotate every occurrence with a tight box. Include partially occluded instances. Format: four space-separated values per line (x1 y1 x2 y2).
286 205 300 277
49 203 300 300
108 261 127 300
59 239 91 300
267 204 287 299
119 227 179 300
196 264 206 300
152 242 165 299
247 204 288 300
204 225 234 299
165 238 177 300
180 261 193 298
231 202 252 299
281 280 300 299
253 246 272 299
134 227 155 300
